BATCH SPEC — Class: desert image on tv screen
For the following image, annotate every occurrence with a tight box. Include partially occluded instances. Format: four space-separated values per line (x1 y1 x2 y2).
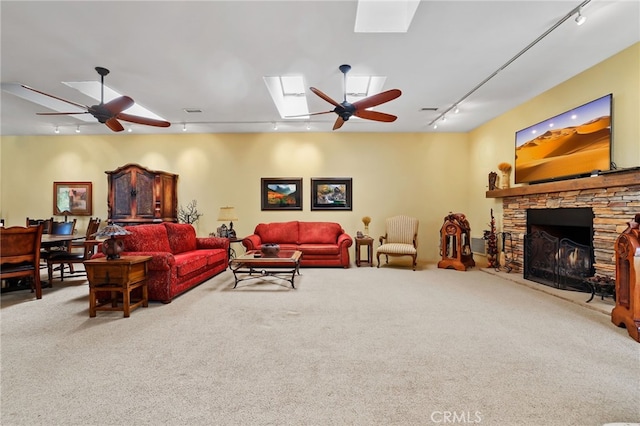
515 94 611 184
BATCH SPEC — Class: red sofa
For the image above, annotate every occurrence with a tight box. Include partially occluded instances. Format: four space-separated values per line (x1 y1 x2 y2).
92 223 229 303
242 221 352 268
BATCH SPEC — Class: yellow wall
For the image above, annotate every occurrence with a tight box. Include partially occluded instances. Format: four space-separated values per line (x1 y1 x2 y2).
467 42 640 237
0 132 470 263
1 43 638 265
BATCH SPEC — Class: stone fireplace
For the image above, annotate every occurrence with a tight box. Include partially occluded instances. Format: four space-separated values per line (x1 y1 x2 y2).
486 169 640 280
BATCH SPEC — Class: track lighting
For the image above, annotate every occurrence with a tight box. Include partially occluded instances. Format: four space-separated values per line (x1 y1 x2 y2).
54 126 59 134
127 126 132 133
273 122 278 130
306 122 311 130
75 125 80 133
182 123 187 132
575 9 587 25
453 106 460 114
433 123 438 130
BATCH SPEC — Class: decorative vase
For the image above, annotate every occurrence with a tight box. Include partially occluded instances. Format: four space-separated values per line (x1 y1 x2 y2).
261 243 280 257
501 171 511 189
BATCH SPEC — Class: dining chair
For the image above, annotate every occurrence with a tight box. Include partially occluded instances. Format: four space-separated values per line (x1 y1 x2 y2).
42 220 76 282
26 217 53 234
64 217 101 276
0 224 44 299
376 215 419 271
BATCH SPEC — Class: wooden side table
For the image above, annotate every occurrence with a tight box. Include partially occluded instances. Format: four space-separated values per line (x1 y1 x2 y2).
355 237 374 267
84 256 152 318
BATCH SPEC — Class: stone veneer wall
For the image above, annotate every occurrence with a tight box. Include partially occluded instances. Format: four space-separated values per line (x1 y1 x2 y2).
502 182 640 279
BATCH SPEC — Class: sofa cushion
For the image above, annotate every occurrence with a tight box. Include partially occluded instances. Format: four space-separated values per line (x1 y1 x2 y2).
297 243 340 255
298 222 343 244
123 225 171 253
254 221 299 244
164 223 197 254
173 251 208 277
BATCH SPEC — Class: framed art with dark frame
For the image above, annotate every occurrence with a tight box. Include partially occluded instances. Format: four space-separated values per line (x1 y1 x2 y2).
261 178 303 210
311 178 352 211
53 181 93 216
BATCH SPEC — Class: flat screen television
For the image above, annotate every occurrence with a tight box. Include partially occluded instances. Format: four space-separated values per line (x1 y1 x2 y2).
514 93 612 184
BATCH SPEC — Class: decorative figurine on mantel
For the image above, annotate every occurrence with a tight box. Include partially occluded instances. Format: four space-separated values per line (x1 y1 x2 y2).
488 171 498 191
498 162 512 189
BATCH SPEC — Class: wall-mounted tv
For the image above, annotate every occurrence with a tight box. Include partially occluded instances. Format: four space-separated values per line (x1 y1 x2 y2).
514 93 612 184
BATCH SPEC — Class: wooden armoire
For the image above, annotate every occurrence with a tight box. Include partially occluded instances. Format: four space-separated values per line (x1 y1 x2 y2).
106 163 178 225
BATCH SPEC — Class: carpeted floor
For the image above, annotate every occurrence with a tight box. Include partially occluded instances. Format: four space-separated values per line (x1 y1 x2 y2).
1 264 638 426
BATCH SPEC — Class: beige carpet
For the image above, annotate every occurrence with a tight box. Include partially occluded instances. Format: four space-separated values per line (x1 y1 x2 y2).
1 264 638 426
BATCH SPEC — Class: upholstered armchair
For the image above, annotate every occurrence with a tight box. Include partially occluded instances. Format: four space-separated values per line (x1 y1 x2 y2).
376 215 419 270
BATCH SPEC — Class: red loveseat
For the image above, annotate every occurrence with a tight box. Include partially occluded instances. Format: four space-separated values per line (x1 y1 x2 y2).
92 223 229 303
242 221 352 268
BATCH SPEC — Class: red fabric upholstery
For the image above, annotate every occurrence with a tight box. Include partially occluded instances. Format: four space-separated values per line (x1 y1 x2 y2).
298 222 342 244
164 222 197 254
243 221 352 268
92 223 229 303
253 221 299 244
122 224 171 252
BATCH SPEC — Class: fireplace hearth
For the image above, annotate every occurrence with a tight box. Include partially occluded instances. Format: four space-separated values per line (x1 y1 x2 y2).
524 208 595 291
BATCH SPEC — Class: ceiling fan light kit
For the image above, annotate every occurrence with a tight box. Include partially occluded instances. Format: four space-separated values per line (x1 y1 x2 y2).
24 67 171 132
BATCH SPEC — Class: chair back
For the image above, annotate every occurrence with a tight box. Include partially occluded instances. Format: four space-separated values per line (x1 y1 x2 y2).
50 219 76 235
0 225 43 272
26 217 53 234
386 215 419 245
85 217 101 238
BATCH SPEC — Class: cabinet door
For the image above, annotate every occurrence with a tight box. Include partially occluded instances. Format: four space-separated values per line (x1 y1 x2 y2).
134 170 156 218
112 172 133 219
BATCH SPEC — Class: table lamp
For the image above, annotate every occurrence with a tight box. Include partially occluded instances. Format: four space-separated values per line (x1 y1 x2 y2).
92 224 131 260
218 206 238 238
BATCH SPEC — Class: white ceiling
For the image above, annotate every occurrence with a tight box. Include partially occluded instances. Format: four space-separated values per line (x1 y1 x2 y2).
1 0 638 136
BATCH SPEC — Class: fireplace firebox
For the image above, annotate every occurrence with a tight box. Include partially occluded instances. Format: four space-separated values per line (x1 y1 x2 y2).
524 208 595 290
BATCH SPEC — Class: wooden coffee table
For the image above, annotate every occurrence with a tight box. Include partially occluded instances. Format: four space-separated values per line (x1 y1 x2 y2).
229 250 302 288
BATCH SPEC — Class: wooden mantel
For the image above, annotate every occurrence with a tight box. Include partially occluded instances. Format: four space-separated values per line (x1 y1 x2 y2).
486 168 640 198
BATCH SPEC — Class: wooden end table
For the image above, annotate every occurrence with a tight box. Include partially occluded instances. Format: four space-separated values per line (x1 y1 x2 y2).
355 236 374 267
84 256 152 318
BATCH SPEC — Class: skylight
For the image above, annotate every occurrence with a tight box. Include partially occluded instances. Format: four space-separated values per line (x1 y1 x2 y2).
354 0 420 33
63 81 167 121
264 75 310 119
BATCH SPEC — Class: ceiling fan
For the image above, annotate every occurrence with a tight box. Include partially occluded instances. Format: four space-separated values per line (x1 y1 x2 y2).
22 67 171 132
300 64 401 130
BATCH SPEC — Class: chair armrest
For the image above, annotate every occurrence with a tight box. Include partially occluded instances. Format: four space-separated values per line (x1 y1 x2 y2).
379 235 387 245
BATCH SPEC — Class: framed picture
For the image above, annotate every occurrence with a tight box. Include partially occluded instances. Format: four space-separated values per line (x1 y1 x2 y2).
311 178 352 211
261 178 303 211
53 181 92 216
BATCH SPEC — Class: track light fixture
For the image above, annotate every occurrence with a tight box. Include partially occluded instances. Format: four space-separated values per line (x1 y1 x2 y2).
54 126 59 134
182 123 187 132
427 0 592 130
75 125 80 133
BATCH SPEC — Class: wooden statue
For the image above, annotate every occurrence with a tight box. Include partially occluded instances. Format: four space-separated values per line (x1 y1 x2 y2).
612 213 640 342
438 212 475 271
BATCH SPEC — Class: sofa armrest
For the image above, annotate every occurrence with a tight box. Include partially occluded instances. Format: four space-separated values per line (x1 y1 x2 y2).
92 251 175 271
242 235 262 251
196 237 229 251
337 233 353 248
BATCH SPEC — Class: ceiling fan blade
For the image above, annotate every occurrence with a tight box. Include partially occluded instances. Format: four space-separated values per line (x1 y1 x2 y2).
103 96 135 115
332 117 345 130
285 110 335 118
105 118 124 132
36 112 90 115
354 109 397 123
116 113 171 128
353 89 402 110
310 87 341 108
21 84 88 110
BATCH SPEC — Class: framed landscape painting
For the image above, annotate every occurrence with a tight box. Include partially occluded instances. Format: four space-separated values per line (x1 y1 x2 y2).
53 181 92 216
311 178 352 211
261 178 303 210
